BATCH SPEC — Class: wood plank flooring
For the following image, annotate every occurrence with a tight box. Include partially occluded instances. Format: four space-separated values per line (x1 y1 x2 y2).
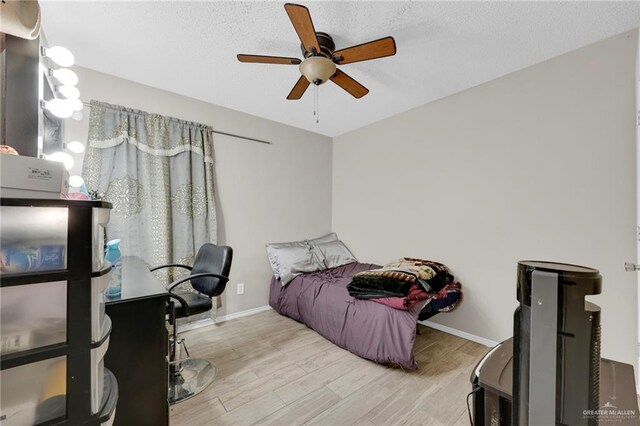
170 310 487 426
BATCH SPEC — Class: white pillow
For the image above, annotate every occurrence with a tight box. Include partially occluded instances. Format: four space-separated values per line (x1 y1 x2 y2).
266 232 337 285
308 232 337 265
313 240 357 269
309 232 338 244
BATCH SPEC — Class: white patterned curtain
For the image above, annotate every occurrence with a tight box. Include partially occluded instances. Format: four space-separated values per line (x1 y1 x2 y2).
82 100 218 318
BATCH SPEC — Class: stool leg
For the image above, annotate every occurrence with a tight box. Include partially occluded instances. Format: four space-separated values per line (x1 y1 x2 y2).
166 299 217 405
169 301 182 375
180 337 190 358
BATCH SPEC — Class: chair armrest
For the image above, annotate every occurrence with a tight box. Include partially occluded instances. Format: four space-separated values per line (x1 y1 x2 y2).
150 263 193 272
167 273 230 293
167 292 188 317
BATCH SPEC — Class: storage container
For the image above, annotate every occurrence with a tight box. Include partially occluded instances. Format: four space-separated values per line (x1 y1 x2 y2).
0 205 111 273
0 206 68 274
0 281 67 355
91 270 111 343
103 408 116 426
92 208 111 272
0 356 67 425
100 369 119 426
0 199 117 425
91 336 110 414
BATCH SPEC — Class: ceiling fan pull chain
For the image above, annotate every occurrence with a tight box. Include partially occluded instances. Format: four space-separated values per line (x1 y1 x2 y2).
316 86 320 124
313 85 317 117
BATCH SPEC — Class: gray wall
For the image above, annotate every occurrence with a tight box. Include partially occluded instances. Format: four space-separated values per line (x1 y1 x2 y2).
66 30 638 368
65 66 333 317
333 31 638 366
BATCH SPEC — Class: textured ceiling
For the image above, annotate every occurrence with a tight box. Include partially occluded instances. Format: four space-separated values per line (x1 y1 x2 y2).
39 1 640 137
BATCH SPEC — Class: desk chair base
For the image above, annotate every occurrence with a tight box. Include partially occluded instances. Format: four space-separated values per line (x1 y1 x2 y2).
168 358 217 405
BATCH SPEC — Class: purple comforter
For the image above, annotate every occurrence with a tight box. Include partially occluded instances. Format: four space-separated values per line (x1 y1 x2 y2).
269 262 427 369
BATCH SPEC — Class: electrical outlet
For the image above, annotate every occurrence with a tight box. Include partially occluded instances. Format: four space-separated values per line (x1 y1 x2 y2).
237 283 245 295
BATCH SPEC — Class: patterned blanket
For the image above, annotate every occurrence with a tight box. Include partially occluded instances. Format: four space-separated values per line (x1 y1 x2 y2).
347 257 462 312
347 257 454 298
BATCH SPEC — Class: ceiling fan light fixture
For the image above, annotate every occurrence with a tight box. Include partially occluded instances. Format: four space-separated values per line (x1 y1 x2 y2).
237 3 396 100
299 56 336 86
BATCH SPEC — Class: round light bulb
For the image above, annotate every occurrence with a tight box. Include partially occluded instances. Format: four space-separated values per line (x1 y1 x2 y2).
44 46 75 67
43 98 74 118
46 151 75 171
66 141 85 154
51 68 78 86
58 85 80 99
68 98 83 112
69 175 85 188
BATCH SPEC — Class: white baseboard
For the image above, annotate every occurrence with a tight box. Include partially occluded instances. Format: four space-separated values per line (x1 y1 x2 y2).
215 305 272 323
419 320 499 347
178 305 273 333
178 318 214 333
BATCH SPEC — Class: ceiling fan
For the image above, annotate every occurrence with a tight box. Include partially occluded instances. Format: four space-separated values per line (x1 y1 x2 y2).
237 3 396 100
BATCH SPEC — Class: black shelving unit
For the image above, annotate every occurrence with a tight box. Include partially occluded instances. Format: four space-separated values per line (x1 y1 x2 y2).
0 198 118 425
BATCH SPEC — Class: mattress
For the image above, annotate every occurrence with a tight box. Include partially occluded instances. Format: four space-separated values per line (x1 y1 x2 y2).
269 262 428 369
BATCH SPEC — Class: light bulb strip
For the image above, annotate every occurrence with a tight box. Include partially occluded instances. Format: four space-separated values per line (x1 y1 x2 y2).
42 98 75 119
56 84 80 100
65 141 85 154
41 45 75 67
69 175 85 188
49 68 78 86
45 152 75 171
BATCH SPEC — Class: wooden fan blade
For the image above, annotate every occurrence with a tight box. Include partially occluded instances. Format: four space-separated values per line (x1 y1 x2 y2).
330 69 369 99
333 36 396 65
284 3 320 53
237 54 301 65
287 76 310 100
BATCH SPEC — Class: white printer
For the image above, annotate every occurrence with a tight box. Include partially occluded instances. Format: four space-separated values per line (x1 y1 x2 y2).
0 155 69 199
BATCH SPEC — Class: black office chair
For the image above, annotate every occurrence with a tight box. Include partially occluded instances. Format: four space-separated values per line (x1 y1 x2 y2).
150 243 233 404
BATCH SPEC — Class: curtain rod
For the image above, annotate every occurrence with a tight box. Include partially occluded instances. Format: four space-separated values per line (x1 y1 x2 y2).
81 101 271 145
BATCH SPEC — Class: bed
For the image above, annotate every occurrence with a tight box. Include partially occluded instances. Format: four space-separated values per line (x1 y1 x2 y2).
269 261 460 370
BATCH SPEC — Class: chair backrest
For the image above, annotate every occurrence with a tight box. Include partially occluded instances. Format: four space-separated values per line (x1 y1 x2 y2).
190 244 233 297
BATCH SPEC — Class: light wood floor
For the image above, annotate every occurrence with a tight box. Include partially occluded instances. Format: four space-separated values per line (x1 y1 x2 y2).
170 310 487 426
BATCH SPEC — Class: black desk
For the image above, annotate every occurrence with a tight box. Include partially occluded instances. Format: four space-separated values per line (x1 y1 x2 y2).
105 257 169 426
